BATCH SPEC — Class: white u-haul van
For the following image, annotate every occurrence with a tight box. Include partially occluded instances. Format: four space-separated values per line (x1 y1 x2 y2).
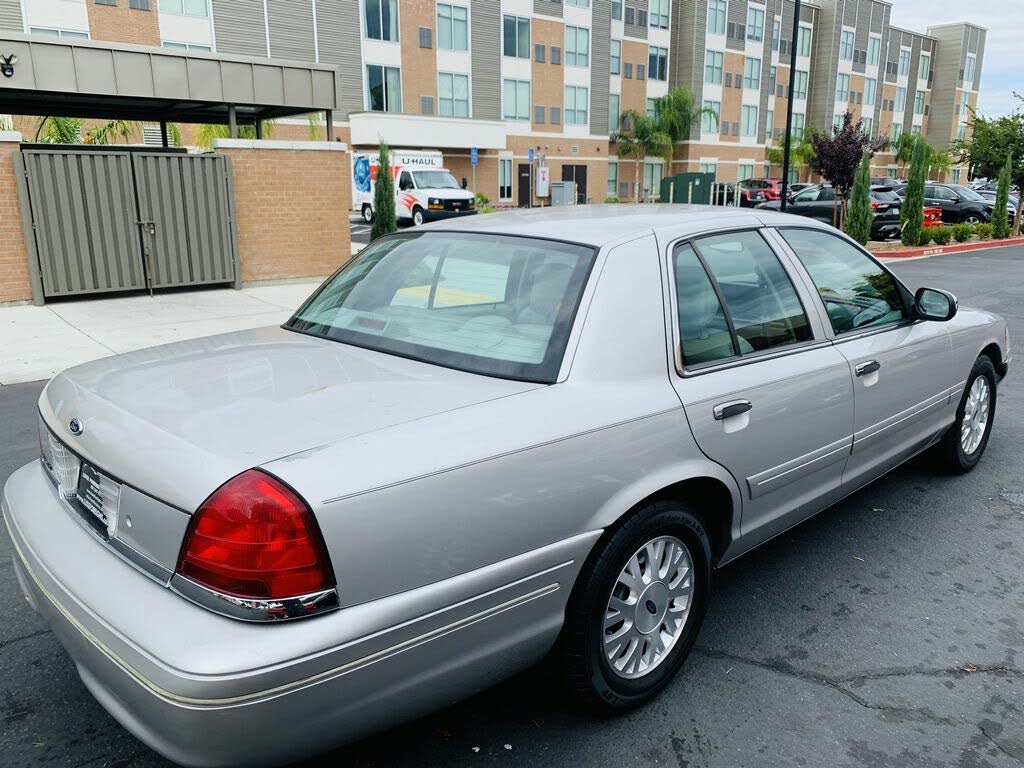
351 150 476 226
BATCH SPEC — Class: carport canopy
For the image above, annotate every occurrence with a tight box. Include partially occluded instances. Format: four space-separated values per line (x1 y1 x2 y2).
0 34 338 128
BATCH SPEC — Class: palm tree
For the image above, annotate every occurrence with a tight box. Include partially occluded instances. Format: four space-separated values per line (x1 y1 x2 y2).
84 119 139 145
765 134 816 180
612 111 672 202
653 88 719 164
35 116 85 143
893 132 918 177
193 120 276 150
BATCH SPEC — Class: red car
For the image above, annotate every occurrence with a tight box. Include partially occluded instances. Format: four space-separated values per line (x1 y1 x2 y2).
742 178 785 201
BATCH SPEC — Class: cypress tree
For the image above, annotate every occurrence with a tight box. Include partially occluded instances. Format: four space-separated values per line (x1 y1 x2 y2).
846 153 873 245
371 142 397 241
901 138 927 247
992 153 1012 239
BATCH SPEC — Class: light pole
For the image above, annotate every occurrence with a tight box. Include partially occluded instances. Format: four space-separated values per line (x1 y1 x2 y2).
780 0 802 212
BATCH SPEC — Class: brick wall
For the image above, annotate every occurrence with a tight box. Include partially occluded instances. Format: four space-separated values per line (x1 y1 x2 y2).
400 0 438 113
215 141 352 284
86 0 162 46
0 135 32 304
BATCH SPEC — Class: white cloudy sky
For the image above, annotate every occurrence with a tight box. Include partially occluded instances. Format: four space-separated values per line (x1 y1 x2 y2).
888 0 1019 116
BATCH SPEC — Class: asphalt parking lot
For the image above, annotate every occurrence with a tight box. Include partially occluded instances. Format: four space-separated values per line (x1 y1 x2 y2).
1 246 1023 768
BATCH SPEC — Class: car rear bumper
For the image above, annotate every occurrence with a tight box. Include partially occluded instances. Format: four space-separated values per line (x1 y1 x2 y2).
3 461 593 767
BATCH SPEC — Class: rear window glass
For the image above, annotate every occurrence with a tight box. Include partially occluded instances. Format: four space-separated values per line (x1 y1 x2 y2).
286 232 596 383
871 189 901 202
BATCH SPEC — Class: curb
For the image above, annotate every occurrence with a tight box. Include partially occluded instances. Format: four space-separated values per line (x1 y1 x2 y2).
873 236 1024 259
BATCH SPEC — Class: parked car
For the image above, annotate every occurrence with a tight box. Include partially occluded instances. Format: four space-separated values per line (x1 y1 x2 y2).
893 183 994 225
787 182 814 195
757 183 902 239
741 178 784 201
975 188 1020 217
711 182 765 207
4 207 1008 768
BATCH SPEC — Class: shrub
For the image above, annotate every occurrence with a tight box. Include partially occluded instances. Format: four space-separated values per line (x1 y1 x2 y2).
604 196 620 203
916 229 933 247
475 192 490 207
952 223 973 243
976 222 994 239
931 226 953 245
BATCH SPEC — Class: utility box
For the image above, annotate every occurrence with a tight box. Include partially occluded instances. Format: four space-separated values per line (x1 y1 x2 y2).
551 181 577 206
660 172 716 205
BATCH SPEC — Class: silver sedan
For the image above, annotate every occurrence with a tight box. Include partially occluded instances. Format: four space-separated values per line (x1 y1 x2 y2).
3 206 1009 767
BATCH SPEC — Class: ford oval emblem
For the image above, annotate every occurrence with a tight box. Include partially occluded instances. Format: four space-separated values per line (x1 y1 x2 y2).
68 418 83 436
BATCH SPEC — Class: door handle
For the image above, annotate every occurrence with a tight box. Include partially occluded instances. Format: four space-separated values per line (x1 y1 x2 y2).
713 400 753 420
855 360 881 377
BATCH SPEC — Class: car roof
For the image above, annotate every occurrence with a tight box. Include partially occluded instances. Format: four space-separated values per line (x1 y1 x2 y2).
422 204 835 247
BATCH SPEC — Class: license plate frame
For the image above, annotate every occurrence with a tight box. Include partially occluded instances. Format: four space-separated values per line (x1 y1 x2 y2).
77 462 119 536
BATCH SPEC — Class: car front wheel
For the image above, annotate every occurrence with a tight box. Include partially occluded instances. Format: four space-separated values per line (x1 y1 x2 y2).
930 355 997 473
962 213 984 225
412 207 425 226
559 501 711 710
361 205 373 224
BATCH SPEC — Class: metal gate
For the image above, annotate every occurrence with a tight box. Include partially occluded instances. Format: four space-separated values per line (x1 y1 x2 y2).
18 147 239 300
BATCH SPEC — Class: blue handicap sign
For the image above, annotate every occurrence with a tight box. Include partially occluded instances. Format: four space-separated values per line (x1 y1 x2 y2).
528 148 535 163
470 146 478 166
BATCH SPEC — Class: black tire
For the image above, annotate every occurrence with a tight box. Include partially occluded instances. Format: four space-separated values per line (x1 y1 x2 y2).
412 207 425 226
962 212 984 225
361 205 373 224
559 501 712 711
930 355 997 474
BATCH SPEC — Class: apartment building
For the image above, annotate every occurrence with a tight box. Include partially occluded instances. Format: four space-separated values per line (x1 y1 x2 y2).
0 0 986 204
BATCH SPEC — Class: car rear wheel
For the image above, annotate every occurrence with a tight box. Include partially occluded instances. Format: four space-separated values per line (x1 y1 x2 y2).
929 355 997 474
361 205 373 224
412 207 425 226
559 501 711 710
962 213 984 225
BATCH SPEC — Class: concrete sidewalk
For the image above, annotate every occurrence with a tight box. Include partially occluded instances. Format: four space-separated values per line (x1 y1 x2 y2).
0 281 322 385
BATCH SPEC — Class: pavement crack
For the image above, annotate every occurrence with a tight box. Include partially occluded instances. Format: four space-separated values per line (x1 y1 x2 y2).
0 628 51 651
978 723 1024 764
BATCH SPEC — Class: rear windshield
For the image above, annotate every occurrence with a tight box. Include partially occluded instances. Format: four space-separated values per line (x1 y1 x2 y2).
286 232 596 383
413 171 461 189
871 189 901 201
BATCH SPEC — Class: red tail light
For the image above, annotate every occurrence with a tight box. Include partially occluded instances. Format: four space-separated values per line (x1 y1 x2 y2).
871 202 883 209
177 470 334 600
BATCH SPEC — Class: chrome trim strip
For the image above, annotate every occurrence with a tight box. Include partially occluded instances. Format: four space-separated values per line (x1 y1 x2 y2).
853 391 950 449
746 435 852 500
170 575 340 623
5 511 560 708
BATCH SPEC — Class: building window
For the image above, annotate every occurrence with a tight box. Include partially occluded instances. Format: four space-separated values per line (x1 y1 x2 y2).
867 36 880 67
839 30 854 61
768 66 776 93
910 124 921 136
746 7 764 42
701 101 719 134
792 113 805 139
29 27 90 38
918 53 930 82
162 41 212 51
366 65 401 111
650 0 669 29
864 77 876 106
566 0 589 6
899 49 911 76
608 161 618 197
609 93 620 131
646 98 656 117
610 40 621 75
649 46 668 81
797 25 811 57
741 105 758 138
565 26 590 68
765 109 774 142
612 0 622 21
861 116 874 136
436 4 468 52
960 93 971 117
499 158 513 200
502 79 529 120
964 54 976 84
957 123 967 142
895 86 906 112
159 0 208 16
699 161 717 178
743 57 760 90
952 168 962 184
438 73 469 117
643 162 663 200
564 86 589 125
914 90 925 115
832 113 843 131
738 163 754 182
365 0 399 42
128 0 151 9
793 70 808 100
704 50 723 84
706 0 726 36
891 123 902 142
835 73 850 103
503 15 530 59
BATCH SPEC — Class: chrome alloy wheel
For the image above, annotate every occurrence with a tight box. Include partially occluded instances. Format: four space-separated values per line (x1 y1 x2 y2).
603 536 693 679
961 376 991 455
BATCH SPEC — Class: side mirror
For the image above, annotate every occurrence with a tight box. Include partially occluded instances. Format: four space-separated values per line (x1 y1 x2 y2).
915 287 958 322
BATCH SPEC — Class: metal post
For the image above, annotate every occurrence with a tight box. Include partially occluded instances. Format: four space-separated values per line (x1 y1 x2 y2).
780 0 802 212
255 120 263 140
688 182 693 204
160 121 169 147
228 104 238 139
325 110 334 142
